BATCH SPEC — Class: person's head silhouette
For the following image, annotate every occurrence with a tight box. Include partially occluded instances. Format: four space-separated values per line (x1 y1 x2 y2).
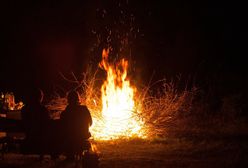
33 89 44 103
25 88 44 104
67 91 80 105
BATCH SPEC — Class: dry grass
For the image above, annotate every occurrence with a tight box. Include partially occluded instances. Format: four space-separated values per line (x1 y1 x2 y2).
138 80 197 137
46 67 197 139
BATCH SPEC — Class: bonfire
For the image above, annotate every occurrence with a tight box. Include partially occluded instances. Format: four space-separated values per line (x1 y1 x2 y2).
47 49 195 141
89 48 146 140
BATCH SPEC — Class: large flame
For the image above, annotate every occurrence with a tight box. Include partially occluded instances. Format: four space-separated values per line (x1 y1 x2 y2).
90 49 145 140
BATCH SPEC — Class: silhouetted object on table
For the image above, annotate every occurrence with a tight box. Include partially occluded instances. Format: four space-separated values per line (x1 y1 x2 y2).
60 90 92 160
21 88 50 156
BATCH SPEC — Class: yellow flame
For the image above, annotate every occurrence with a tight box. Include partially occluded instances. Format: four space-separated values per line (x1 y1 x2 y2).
90 49 145 140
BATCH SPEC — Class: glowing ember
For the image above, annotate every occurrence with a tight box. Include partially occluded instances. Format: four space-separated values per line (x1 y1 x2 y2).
90 49 145 140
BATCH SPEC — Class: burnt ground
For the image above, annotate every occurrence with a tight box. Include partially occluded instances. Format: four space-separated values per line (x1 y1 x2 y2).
1 131 248 168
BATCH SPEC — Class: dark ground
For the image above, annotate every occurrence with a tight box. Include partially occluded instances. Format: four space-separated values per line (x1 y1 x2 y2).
1 122 248 168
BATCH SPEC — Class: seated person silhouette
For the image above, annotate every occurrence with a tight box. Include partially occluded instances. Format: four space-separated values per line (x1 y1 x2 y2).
60 90 92 160
21 88 50 157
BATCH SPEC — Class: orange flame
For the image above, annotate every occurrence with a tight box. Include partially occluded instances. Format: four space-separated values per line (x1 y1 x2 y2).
90 49 145 140
90 143 99 154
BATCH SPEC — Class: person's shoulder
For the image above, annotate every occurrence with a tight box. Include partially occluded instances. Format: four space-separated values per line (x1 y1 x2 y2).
81 104 88 108
78 104 87 109
78 105 89 111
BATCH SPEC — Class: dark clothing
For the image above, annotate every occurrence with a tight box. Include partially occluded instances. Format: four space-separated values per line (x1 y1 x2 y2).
60 104 92 154
61 104 92 139
22 103 50 131
21 102 50 153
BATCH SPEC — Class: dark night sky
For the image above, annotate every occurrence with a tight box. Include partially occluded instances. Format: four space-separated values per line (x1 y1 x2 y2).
0 0 247 99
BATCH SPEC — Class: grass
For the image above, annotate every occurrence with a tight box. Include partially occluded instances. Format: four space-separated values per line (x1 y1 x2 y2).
1 120 248 168
46 67 197 139
90 132 248 168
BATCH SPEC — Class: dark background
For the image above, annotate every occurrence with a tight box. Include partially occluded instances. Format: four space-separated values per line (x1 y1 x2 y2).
0 0 247 101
